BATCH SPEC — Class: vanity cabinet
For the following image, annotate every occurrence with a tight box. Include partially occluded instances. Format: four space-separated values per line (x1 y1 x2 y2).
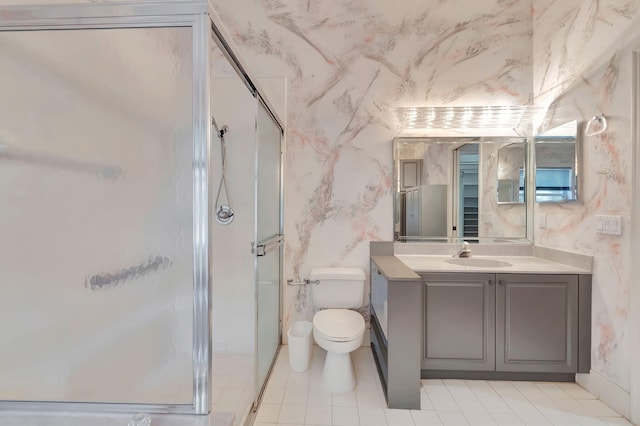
422 272 586 376
370 256 422 409
423 273 495 371
496 274 578 373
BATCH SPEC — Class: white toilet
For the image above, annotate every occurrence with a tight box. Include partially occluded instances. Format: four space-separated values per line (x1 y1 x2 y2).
310 267 366 393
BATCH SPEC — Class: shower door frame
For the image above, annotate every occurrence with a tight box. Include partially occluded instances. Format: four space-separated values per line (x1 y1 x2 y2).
0 1 213 416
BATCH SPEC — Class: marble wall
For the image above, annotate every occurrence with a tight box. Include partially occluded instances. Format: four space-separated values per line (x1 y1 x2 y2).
211 0 533 338
532 0 640 416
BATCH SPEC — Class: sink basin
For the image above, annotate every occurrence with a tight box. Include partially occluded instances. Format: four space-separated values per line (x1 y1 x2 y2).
445 258 512 268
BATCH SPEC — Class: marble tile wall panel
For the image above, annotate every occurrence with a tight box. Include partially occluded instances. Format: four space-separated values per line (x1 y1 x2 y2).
210 0 533 339
533 0 640 393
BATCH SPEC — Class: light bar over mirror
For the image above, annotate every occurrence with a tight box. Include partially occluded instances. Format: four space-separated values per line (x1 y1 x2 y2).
393 106 538 130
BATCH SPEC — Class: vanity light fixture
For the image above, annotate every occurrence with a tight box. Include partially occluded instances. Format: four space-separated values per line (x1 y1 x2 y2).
393 106 537 129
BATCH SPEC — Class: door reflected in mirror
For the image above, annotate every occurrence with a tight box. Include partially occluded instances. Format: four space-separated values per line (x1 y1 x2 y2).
394 137 528 242
534 120 578 203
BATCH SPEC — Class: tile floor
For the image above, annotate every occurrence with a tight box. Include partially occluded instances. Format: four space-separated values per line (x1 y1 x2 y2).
253 345 633 426
212 353 254 421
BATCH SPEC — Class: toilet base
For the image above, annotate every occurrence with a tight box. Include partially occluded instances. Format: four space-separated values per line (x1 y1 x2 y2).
322 351 356 393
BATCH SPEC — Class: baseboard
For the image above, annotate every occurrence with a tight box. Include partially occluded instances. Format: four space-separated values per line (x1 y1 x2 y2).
577 370 631 420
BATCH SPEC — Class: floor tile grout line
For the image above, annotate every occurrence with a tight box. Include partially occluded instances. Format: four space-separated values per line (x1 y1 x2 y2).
255 346 628 426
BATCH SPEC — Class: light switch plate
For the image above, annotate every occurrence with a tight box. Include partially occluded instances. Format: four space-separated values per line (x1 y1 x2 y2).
596 215 622 236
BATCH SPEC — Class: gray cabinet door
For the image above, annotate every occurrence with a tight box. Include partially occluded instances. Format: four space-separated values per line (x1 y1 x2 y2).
423 273 495 371
496 274 578 373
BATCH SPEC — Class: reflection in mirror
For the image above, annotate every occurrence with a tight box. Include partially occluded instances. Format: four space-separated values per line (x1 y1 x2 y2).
497 143 526 204
455 144 479 238
394 137 528 242
534 120 578 203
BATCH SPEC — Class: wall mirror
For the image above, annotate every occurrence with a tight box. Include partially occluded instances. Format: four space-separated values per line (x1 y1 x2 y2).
534 120 578 203
394 136 529 242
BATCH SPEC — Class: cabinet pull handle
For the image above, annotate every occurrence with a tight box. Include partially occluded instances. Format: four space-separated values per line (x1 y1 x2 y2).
499 280 504 286
489 280 494 286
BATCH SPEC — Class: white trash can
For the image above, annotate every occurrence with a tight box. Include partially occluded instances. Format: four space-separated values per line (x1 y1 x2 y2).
287 320 313 373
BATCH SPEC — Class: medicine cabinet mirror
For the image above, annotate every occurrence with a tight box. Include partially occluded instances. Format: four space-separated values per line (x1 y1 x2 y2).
497 143 526 204
534 120 578 203
394 137 529 242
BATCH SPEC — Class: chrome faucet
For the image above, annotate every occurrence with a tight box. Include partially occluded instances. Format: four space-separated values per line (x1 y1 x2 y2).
453 241 471 258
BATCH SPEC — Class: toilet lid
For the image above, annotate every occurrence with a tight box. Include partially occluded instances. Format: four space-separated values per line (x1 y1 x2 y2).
313 309 365 342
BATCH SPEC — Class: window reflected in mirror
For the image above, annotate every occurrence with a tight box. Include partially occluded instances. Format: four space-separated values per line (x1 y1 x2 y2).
534 120 578 203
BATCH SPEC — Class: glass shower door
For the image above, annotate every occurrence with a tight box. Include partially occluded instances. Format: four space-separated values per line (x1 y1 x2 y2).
0 26 195 405
254 100 283 398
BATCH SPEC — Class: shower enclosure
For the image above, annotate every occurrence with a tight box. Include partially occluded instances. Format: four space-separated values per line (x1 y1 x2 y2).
0 1 283 424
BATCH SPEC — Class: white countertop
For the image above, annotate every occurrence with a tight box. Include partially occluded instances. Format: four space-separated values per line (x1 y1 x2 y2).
395 254 592 274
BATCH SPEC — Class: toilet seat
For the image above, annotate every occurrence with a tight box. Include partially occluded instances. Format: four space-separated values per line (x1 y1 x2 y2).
313 309 365 342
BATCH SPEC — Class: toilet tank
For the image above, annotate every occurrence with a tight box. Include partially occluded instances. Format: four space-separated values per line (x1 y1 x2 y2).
309 267 365 309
